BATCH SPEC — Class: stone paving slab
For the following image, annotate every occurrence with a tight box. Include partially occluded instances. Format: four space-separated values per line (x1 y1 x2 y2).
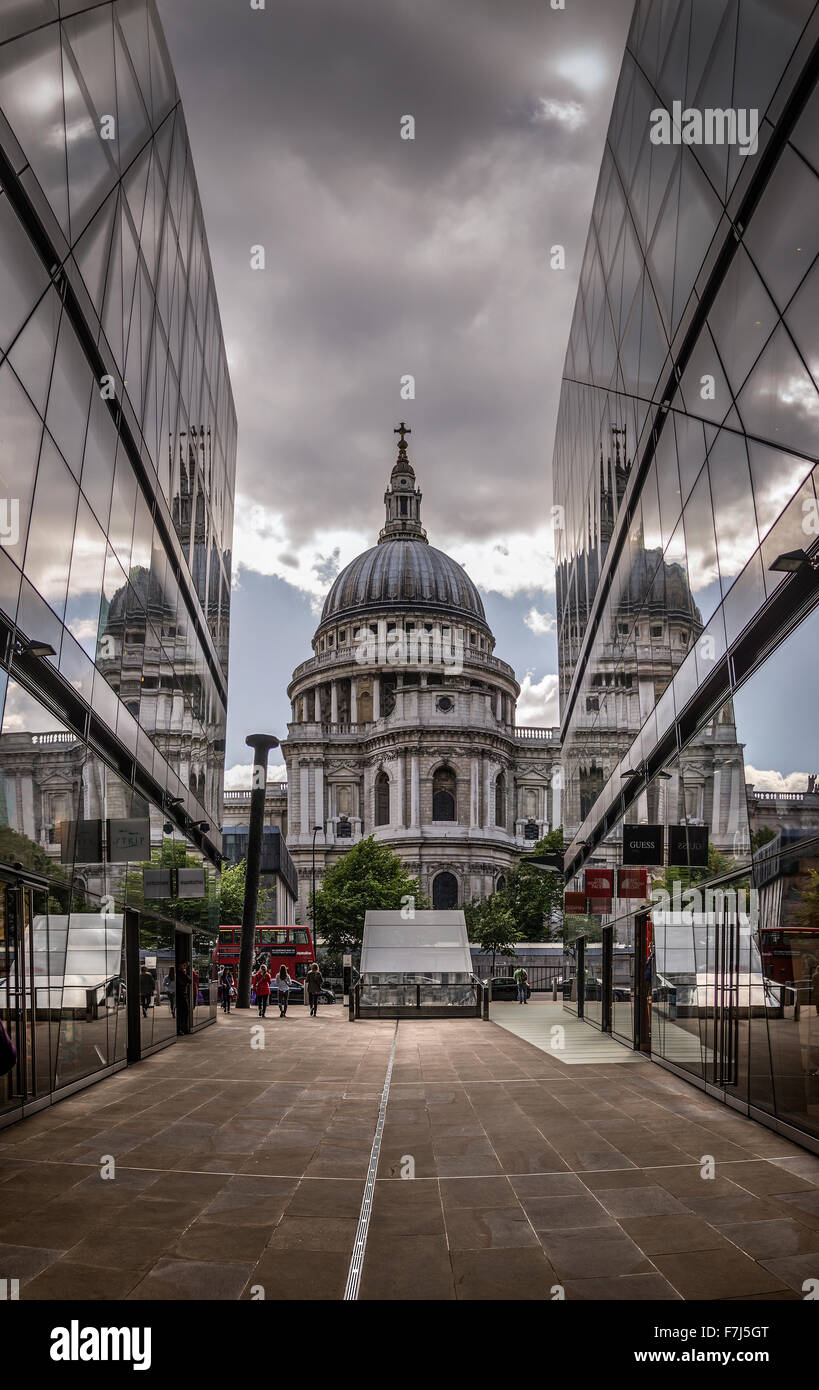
0 1005 817 1300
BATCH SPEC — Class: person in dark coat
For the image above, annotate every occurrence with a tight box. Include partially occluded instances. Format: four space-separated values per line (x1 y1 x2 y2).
176 962 192 1034
139 967 154 1018
305 962 323 1017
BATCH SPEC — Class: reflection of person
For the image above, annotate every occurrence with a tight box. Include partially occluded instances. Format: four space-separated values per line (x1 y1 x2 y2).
276 964 293 1017
139 967 154 1018
306 962 323 1017
166 967 176 1016
176 962 191 1034
812 963 819 1017
513 965 529 1004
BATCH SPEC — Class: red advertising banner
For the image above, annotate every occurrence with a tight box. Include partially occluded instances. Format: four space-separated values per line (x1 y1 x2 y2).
617 867 648 898
564 892 587 914
584 868 614 900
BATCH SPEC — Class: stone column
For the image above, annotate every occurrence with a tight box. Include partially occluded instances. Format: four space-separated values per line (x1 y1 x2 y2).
483 759 493 829
394 754 405 828
470 758 480 828
410 753 420 829
350 679 358 724
711 767 722 838
495 690 502 720
373 677 380 721
300 762 310 836
314 686 321 721
330 681 338 724
314 762 324 830
552 772 561 829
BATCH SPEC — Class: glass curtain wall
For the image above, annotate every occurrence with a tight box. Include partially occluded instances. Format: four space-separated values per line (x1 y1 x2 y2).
0 1 232 1116
553 0 819 1148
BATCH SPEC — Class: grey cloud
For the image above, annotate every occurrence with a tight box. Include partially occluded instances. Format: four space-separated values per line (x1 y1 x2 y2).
158 0 634 555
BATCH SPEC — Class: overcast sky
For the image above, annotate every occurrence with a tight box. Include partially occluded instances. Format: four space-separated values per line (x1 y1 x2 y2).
156 0 635 778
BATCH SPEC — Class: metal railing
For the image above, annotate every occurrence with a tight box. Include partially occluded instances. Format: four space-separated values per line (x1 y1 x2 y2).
348 977 489 1019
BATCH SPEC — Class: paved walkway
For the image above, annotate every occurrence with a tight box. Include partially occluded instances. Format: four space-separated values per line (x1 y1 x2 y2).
2 1005 819 1300
490 1000 644 1063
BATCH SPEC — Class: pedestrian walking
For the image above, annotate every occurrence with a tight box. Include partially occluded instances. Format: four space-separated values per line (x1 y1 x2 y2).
276 964 294 1017
513 964 529 1004
252 962 272 1018
139 966 154 1018
305 962 323 1016
218 966 234 1014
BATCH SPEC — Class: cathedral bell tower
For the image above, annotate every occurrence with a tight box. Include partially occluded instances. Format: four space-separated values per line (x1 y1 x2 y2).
378 421 428 543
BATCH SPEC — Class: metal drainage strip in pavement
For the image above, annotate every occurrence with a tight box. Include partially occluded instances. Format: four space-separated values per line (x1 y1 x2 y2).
490 1002 644 1065
343 1019 399 1301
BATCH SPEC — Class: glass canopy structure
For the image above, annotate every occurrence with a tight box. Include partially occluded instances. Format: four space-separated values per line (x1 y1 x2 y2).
358 910 477 1014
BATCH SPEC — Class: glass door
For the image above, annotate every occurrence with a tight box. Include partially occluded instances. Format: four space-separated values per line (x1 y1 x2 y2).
0 877 52 1120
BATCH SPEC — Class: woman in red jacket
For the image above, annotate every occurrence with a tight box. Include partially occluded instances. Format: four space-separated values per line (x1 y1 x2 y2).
252 962 272 1018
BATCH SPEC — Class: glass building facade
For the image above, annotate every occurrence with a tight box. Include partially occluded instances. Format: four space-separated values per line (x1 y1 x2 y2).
553 0 819 1149
0 0 236 1123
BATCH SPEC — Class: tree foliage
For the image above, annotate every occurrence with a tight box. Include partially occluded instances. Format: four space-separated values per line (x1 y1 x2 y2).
467 829 565 942
217 858 272 926
311 836 428 954
467 900 522 972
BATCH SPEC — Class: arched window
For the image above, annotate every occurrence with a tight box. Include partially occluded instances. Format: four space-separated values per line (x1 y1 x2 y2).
579 764 605 821
495 772 506 827
432 766 456 821
496 875 506 893
375 771 390 827
432 871 458 910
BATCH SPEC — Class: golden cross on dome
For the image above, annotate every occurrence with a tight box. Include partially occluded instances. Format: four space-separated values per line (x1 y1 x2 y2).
394 421 411 449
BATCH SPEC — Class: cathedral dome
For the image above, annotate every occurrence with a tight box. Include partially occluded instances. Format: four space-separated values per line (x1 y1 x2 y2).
319 423 487 628
321 539 486 624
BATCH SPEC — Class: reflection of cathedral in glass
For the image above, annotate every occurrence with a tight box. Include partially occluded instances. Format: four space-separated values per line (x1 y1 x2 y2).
0 0 235 1121
553 0 819 1150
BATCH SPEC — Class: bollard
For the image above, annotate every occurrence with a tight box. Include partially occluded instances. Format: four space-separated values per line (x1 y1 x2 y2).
552 979 557 1002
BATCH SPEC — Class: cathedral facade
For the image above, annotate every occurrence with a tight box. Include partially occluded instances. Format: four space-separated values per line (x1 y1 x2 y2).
281 428 561 921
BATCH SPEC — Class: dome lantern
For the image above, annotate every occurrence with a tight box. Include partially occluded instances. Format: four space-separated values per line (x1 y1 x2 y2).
379 422 427 544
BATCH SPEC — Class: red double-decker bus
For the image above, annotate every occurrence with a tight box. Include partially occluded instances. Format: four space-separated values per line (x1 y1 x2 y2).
214 925 316 980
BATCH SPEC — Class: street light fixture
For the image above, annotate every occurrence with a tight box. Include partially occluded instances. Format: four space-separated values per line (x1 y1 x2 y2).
769 548 819 574
14 636 56 659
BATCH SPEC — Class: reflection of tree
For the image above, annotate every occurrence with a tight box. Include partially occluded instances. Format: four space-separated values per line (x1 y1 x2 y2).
564 913 604 944
0 825 76 912
752 826 777 852
651 843 738 897
122 838 215 930
795 871 819 928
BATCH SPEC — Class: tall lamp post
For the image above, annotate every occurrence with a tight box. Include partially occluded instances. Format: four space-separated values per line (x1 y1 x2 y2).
237 733 279 1009
311 823 322 938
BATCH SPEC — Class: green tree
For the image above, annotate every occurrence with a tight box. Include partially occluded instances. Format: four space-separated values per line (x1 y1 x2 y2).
468 900 522 976
310 836 428 954
497 828 566 940
217 858 272 926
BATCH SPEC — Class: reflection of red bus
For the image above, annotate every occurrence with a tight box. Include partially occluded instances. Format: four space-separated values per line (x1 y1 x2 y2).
759 927 819 987
214 926 316 980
